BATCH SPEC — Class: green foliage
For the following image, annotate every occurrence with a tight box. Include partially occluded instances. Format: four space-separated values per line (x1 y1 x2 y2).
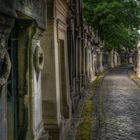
76 101 92 140
83 0 140 49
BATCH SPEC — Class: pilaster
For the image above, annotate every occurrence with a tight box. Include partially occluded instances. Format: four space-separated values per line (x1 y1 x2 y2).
137 47 140 78
32 28 49 140
0 13 14 140
110 49 114 68
99 51 103 72
114 51 118 67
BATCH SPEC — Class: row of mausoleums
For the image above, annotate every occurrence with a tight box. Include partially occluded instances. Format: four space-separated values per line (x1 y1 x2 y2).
0 0 132 140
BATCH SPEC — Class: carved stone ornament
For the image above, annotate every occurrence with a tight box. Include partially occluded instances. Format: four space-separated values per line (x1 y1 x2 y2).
0 38 11 87
34 45 44 72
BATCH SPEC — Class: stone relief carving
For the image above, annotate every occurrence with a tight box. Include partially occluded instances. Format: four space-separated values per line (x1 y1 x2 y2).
0 38 11 87
0 0 16 17
17 0 45 17
33 42 44 73
16 0 46 28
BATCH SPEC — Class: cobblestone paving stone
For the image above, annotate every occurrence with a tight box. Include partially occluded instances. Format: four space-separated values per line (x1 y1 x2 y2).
94 65 140 140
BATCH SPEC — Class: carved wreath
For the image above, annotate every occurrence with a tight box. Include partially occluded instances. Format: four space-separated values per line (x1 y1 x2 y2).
33 45 44 72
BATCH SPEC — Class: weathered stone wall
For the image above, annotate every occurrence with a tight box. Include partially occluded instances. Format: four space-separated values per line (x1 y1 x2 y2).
0 1 129 140
16 0 46 29
136 41 140 78
41 0 71 139
67 0 85 113
0 0 47 140
0 12 14 140
0 0 16 17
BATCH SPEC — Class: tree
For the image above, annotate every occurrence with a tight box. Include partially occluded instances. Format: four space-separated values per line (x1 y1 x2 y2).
83 0 140 49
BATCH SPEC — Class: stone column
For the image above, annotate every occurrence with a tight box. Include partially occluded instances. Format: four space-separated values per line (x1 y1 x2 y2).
89 50 92 81
96 51 100 74
41 16 71 139
133 51 137 72
93 52 96 76
0 39 11 140
85 48 89 78
82 46 86 85
89 51 96 81
32 28 49 140
120 53 124 64
94 51 97 75
114 51 118 67
41 20 59 137
137 47 140 78
84 47 88 85
129 53 133 64
88 50 91 79
110 49 114 68
99 50 103 72
106 51 109 68
0 14 14 140
117 53 121 66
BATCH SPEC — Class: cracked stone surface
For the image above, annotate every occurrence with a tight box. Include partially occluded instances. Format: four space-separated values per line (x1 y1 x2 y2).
94 65 140 140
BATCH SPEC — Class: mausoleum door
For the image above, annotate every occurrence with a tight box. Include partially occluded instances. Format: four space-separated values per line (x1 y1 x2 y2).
59 39 70 119
7 19 35 140
7 25 19 140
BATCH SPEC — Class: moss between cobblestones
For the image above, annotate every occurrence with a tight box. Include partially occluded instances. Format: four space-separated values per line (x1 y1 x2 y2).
76 100 92 140
76 71 109 140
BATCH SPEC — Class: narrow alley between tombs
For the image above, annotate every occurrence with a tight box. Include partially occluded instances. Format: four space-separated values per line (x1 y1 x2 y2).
1 0 140 140
92 65 140 140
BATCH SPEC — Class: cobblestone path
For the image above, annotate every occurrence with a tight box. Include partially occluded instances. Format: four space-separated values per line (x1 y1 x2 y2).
94 65 140 140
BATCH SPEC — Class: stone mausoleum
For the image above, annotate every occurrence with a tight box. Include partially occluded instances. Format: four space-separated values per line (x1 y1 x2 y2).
0 0 127 140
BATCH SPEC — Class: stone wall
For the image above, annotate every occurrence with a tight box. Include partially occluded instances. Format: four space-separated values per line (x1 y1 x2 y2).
67 0 84 113
41 0 71 139
0 0 16 17
16 0 46 28
0 1 129 140
0 0 48 140
0 12 14 140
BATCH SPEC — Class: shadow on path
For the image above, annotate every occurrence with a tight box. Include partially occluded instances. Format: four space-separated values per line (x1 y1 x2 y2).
92 65 140 140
